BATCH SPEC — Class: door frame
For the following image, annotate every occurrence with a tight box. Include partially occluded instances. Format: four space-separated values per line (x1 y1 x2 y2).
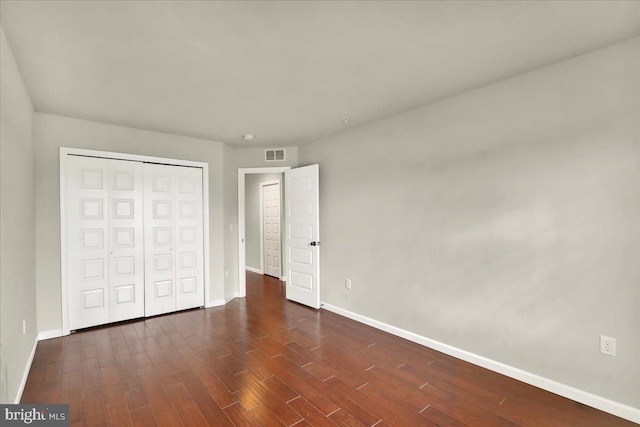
259 180 281 277
60 147 211 336
237 167 290 298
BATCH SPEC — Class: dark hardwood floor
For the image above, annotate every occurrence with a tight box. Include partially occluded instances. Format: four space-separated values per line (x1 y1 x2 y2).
22 272 635 426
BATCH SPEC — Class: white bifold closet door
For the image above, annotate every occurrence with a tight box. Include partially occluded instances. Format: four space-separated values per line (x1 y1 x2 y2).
144 163 204 316
67 155 204 330
67 156 145 330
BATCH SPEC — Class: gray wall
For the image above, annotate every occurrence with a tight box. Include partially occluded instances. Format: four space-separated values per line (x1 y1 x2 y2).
222 144 237 302
0 28 37 403
245 173 284 272
33 113 227 332
299 37 640 407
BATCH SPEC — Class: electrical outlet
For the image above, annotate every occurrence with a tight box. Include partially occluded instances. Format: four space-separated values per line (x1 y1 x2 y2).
345 279 352 290
22 319 26 336
600 335 616 356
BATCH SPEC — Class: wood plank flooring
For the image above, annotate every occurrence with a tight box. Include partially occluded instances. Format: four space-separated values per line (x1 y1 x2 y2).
22 272 635 426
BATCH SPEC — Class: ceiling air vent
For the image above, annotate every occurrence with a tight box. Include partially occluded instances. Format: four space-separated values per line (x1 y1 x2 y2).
265 149 286 162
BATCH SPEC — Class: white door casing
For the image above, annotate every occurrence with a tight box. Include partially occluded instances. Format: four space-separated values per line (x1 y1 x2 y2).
262 181 281 278
237 167 291 298
285 164 320 309
66 156 145 330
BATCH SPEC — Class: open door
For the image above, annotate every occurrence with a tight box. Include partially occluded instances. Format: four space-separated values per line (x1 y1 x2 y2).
284 164 320 309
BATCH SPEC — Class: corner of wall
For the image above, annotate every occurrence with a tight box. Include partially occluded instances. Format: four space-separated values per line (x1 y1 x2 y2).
1 25 38 404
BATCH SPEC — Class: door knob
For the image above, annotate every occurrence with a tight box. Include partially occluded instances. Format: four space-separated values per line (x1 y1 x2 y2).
310 241 320 246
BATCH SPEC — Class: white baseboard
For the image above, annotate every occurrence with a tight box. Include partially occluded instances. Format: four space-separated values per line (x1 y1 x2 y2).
245 267 285 282
206 299 226 308
38 329 63 341
225 293 240 304
14 336 38 404
320 302 640 424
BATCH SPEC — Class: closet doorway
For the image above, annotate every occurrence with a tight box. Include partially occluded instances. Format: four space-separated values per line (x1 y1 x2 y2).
60 147 210 335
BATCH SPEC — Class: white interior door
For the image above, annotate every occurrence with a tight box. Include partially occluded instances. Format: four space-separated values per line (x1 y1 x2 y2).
174 166 204 311
285 164 320 309
108 159 145 323
144 163 204 316
67 156 144 329
262 181 281 278
67 156 111 329
144 163 177 316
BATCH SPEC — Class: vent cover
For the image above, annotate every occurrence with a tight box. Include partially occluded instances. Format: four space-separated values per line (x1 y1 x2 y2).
265 149 286 162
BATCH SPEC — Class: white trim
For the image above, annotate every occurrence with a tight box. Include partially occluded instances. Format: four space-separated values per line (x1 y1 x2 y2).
320 302 640 424
238 167 290 299
206 299 226 308
59 147 211 335
225 293 240 304
60 151 69 335
59 147 207 168
246 266 263 275
259 182 264 274
201 157 211 313
38 329 63 341
14 336 38 404
280 276 287 282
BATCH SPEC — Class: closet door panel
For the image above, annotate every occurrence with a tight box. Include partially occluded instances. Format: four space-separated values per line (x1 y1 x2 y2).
67 156 110 330
175 167 204 310
108 159 145 322
144 164 177 316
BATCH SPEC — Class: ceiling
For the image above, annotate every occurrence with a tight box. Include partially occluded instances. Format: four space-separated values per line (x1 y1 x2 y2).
1 1 639 148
